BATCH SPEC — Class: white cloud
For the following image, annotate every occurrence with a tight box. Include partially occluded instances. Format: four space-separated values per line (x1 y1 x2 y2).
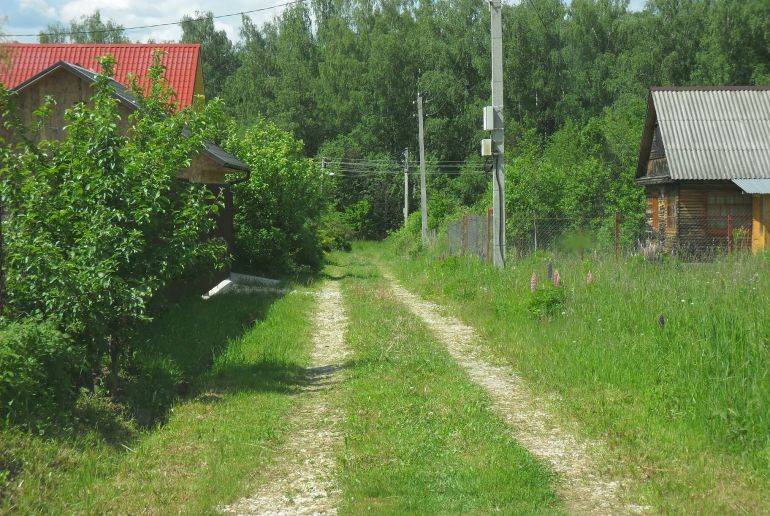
19 0 58 18
9 0 289 43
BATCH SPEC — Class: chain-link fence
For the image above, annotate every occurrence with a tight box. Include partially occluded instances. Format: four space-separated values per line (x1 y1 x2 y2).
640 214 753 259
442 210 756 261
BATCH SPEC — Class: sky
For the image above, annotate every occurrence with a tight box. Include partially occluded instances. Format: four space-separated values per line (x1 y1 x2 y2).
2 0 648 44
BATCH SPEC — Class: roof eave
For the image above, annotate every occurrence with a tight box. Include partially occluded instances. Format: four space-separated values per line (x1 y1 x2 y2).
635 92 657 180
635 175 673 185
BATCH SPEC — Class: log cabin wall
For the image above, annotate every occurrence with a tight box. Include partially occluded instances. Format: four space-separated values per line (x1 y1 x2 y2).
644 184 678 250
12 69 133 141
4 69 226 185
677 182 752 255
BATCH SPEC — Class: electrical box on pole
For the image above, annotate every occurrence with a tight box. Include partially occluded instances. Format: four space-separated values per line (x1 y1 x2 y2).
481 139 493 156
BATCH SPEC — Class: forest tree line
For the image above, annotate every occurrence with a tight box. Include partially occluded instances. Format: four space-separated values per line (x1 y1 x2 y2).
36 0 770 241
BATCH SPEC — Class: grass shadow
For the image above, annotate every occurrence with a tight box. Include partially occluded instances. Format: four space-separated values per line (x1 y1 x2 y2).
121 293 285 428
206 361 308 396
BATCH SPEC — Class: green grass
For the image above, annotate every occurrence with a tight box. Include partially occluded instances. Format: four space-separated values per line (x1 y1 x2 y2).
1 287 317 514
374 239 770 513
330 252 562 514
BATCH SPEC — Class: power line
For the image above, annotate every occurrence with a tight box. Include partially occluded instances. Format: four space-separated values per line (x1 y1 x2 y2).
5 1 299 38
318 158 474 165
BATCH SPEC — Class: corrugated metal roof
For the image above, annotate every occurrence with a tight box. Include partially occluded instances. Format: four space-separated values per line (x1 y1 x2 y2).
732 178 770 194
0 44 200 111
652 88 770 180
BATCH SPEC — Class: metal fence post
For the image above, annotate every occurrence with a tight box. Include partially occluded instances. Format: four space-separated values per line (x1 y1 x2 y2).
727 213 733 254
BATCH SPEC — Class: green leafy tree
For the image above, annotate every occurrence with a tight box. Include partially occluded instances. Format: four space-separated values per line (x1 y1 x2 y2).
223 15 277 128
224 118 323 273
0 53 227 390
180 12 238 99
39 10 129 43
267 2 321 153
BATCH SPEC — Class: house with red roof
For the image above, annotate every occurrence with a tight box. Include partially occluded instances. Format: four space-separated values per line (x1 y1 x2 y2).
0 43 249 272
0 43 204 110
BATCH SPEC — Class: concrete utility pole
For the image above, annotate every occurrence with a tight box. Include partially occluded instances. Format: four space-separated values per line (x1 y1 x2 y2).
417 94 428 243
403 148 409 226
490 0 506 267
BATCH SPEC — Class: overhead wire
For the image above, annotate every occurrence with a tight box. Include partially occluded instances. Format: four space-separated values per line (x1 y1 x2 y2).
5 1 300 38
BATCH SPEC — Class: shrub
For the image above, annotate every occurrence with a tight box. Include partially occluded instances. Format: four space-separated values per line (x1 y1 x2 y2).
527 286 566 318
0 319 83 430
0 53 227 389
223 118 323 273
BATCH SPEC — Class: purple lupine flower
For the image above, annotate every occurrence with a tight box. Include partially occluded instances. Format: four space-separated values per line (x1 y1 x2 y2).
530 272 538 292
547 261 553 281
586 271 593 285
553 270 561 287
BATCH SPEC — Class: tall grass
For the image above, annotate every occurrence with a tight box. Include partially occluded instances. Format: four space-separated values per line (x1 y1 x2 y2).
377 240 770 512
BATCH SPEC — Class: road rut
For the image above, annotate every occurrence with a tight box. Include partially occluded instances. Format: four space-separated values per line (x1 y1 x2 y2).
221 282 349 515
383 270 646 515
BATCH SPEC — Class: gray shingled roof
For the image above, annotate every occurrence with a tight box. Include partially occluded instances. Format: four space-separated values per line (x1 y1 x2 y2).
13 61 250 173
640 87 770 181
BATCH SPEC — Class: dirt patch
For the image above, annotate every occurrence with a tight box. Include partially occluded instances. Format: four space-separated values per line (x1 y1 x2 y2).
220 282 349 515
383 271 648 515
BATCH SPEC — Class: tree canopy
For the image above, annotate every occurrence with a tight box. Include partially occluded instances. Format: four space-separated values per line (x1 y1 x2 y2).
39 10 129 44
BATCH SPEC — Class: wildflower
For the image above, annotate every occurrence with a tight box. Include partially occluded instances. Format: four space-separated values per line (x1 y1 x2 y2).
547 261 553 281
530 272 538 292
680 299 685 303
553 269 561 287
658 314 666 329
587 270 594 285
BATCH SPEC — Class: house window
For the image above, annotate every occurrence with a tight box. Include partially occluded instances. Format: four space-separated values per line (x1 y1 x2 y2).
707 192 751 230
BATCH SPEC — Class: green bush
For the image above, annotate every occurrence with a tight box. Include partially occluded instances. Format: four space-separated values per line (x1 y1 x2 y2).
318 210 353 252
527 286 566 318
0 53 227 390
0 319 83 430
224 118 323 273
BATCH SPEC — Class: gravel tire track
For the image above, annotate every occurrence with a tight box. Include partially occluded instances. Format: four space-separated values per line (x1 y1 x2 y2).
382 270 646 515
220 282 349 515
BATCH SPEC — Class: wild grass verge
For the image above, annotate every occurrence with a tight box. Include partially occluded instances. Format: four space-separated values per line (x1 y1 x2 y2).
372 239 770 513
333 252 561 514
1 286 316 514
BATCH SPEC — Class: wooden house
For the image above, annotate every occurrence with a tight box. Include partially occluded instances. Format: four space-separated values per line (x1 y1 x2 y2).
0 44 250 252
636 86 770 255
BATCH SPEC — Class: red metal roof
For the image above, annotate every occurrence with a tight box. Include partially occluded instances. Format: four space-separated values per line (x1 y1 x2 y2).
0 44 201 110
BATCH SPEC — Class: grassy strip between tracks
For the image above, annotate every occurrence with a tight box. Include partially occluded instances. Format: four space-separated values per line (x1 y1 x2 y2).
331 252 562 514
